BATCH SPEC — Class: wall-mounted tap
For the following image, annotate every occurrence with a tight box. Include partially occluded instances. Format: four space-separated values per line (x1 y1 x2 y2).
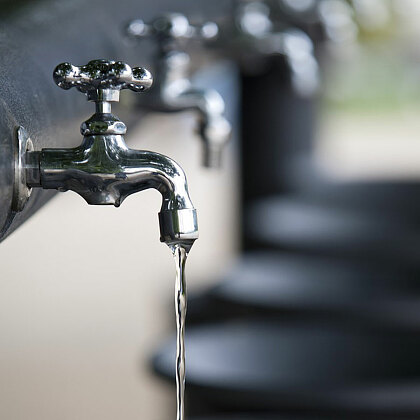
276 0 358 45
209 1 320 97
240 1 319 95
126 13 231 168
15 59 198 247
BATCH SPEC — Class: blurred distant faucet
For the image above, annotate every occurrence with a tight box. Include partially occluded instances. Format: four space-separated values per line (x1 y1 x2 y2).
211 1 320 97
277 0 358 45
15 60 198 247
126 13 232 168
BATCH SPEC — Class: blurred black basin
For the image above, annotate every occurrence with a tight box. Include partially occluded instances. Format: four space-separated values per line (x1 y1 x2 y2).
245 194 420 267
193 416 363 420
192 416 344 420
302 182 420 223
153 320 420 416
188 252 420 330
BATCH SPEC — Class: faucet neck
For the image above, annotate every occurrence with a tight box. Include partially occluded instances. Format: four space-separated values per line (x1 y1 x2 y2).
79 87 128 136
95 101 112 114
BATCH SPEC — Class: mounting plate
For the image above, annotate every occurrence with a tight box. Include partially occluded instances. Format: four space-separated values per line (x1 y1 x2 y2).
12 126 33 212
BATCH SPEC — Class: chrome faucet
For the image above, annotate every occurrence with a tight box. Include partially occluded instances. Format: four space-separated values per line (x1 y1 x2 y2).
126 13 232 168
15 59 198 246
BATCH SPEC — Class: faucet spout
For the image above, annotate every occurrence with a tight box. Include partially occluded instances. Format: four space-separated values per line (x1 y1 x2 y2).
139 50 232 168
162 76 232 168
27 133 198 245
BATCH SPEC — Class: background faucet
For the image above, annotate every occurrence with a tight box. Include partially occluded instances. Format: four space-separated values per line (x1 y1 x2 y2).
126 13 232 168
276 0 358 46
18 59 198 247
209 1 320 97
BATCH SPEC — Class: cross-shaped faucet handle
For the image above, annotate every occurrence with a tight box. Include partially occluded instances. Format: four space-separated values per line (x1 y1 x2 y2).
53 59 153 102
126 13 218 46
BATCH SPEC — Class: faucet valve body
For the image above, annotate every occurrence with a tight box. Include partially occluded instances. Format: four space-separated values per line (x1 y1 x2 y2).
16 59 198 245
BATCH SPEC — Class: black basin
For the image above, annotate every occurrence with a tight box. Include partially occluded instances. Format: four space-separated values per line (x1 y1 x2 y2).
187 252 420 330
153 321 420 417
193 416 344 420
302 181 420 223
245 194 420 267
193 416 362 420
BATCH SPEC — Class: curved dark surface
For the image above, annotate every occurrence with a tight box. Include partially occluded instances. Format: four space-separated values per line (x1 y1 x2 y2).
193 417 341 420
153 320 420 416
193 416 364 420
240 63 318 204
186 252 420 329
245 193 420 267
0 0 232 241
302 181 420 223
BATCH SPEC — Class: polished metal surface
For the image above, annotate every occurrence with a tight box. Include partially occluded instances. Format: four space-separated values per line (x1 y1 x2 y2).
12 127 33 213
22 60 198 245
53 59 153 101
52 59 153 136
126 13 231 168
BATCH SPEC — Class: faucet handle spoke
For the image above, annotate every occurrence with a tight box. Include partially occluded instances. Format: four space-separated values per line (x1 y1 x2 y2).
126 13 218 45
53 59 153 102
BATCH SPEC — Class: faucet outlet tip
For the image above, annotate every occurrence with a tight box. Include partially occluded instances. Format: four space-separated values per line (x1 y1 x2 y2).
159 208 199 245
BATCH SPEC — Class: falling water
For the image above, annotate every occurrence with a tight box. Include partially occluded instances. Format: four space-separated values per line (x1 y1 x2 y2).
169 243 191 420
